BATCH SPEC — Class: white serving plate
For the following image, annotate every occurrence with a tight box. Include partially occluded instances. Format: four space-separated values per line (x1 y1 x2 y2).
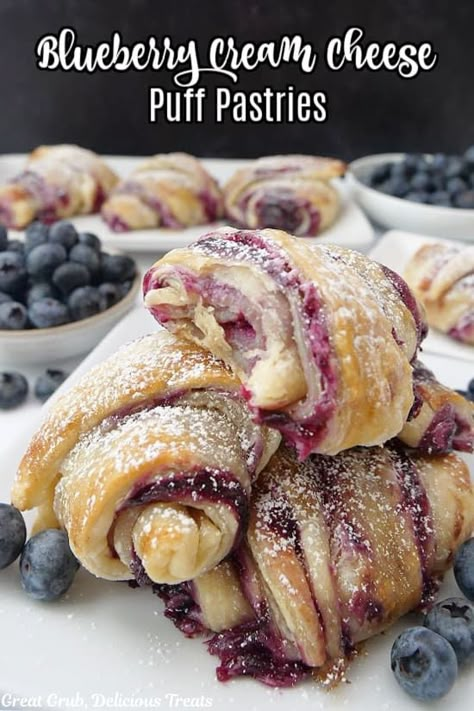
348 153 474 240
370 231 474 362
1 305 473 710
0 154 374 253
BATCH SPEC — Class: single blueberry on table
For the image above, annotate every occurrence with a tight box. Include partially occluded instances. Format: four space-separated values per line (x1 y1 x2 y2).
424 597 474 666
26 281 56 307
98 282 122 309
0 301 28 329
454 538 474 601
24 221 49 253
0 503 26 569
391 626 457 701
0 290 12 304
0 224 8 251
48 220 78 251
34 369 68 403
78 231 101 252
0 371 28 409
101 253 136 283
68 286 104 321
28 298 70 328
0 251 28 296
26 243 67 280
69 243 101 279
52 261 91 296
19 529 80 601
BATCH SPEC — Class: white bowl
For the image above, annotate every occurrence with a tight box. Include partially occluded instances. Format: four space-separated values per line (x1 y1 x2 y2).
0 272 141 366
347 153 474 240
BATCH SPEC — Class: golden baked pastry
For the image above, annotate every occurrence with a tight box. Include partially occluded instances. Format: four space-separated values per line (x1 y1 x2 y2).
223 155 346 236
101 153 223 231
404 241 474 344
0 144 118 228
11 332 280 584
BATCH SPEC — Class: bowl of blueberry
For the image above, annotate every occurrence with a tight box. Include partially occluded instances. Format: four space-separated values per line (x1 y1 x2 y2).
0 220 140 364
348 147 474 239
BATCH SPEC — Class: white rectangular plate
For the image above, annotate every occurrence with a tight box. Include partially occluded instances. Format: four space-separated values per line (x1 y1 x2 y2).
1 307 473 710
370 230 474 362
0 154 374 253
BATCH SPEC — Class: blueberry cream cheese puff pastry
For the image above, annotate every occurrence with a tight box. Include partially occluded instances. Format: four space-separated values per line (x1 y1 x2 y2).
11 332 280 584
101 153 223 232
144 227 430 457
0 145 118 228
223 155 346 236
152 445 474 687
404 241 474 345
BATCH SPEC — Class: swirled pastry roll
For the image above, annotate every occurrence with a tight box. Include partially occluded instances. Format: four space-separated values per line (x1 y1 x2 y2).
11 332 280 584
404 242 474 344
223 155 346 236
101 153 223 232
144 227 427 457
399 360 474 453
0 144 118 228
152 445 474 687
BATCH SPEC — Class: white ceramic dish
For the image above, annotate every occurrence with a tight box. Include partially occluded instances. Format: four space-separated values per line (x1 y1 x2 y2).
369 231 474 363
0 154 374 253
348 153 474 240
0 305 472 711
0 269 141 366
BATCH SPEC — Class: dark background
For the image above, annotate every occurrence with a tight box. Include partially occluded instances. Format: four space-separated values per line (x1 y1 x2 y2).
0 0 472 160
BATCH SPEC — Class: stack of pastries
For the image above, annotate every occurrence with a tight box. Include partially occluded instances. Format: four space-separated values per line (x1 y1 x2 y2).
12 227 474 688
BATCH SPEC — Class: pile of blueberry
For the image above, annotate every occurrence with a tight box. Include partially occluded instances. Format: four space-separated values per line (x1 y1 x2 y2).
0 368 68 410
367 146 474 208
0 221 136 330
391 537 474 701
0 503 79 601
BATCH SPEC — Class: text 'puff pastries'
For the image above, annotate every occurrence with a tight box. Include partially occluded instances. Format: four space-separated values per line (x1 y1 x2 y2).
0 144 119 229
11 332 280 584
404 241 474 345
150 445 474 687
144 227 429 457
101 153 223 232
223 155 346 236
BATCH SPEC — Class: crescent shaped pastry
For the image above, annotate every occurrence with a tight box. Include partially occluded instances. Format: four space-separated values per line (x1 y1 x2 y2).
223 155 346 236
404 241 474 344
11 332 280 584
101 153 223 232
153 445 474 687
144 227 427 457
0 144 119 228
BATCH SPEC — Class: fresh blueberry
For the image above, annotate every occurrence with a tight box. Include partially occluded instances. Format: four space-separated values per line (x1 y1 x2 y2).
446 176 468 196
410 172 432 192
405 191 430 204
0 224 7 251
390 162 408 179
52 262 90 296
403 154 420 173
49 221 78 251
26 281 56 307
455 190 474 209
98 282 122 309
428 190 452 207
24 222 49 253
78 231 101 252
391 626 457 701
369 163 390 186
69 243 101 280
454 538 474 601
0 301 28 329
424 597 474 666
26 243 67 280
379 177 409 198
68 286 104 321
431 152 449 172
0 504 26 569
19 529 80 601
101 253 136 283
0 290 12 304
28 298 69 328
0 251 28 296
445 156 467 180
465 145 474 166
120 280 132 298
6 239 25 255
0 371 28 409
34 369 68 403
